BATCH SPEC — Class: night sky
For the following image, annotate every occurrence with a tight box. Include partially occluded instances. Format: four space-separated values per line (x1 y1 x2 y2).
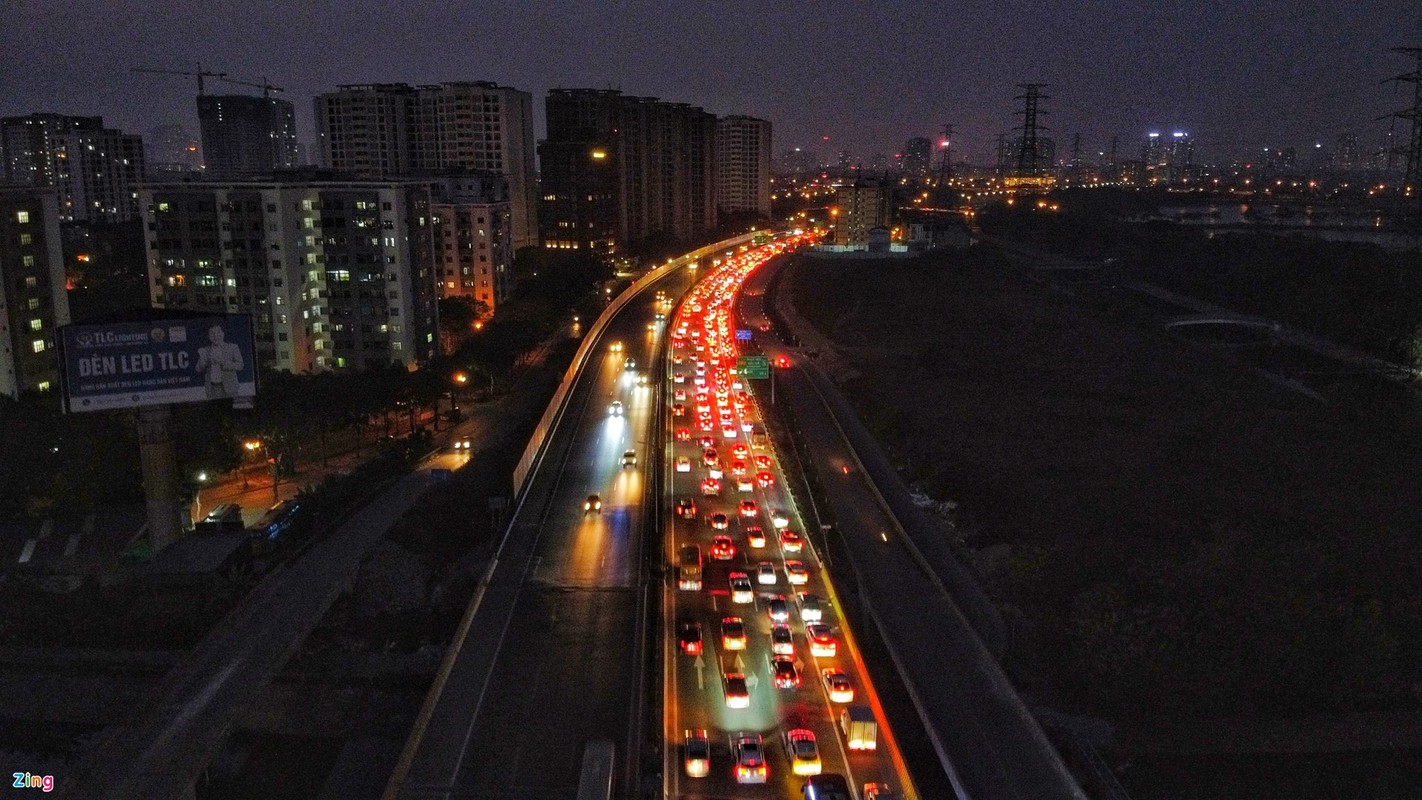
3 0 1420 164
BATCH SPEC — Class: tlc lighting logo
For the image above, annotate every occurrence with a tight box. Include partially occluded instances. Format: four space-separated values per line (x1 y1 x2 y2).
11 773 54 792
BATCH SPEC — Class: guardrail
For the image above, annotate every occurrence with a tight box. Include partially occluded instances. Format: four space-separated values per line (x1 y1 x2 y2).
510 232 760 496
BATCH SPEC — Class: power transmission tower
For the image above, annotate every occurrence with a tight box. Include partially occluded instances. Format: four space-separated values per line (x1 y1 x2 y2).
1014 83 1050 177
939 123 955 183
1385 46 1422 232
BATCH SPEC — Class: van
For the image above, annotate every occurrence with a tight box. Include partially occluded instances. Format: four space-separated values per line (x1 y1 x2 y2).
839 706 877 751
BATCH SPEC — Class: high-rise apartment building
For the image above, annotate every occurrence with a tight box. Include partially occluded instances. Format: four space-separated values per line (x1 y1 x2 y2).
901 137 932 177
146 123 203 175
834 179 891 246
197 95 300 178
141 178 438 374
314 82 537 250
429 173 513 311
0 188 70 397
0 114 144 223
540 89 716 256
716 116 772 217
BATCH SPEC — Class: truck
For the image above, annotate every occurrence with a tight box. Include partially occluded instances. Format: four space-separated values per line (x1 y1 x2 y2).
839 706 877 751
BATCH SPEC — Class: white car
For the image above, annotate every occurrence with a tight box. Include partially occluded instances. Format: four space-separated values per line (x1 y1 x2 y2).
785 560 809 585
797 592 823 623
770 510 790 529
729 572 755 605
675 457 692 473
756 561 777 585
609 400 624 416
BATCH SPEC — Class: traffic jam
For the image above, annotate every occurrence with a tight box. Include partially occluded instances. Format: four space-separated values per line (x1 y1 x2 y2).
663 234 906 799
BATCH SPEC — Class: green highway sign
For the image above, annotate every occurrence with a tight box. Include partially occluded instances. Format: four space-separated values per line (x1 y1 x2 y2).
737 355 770 379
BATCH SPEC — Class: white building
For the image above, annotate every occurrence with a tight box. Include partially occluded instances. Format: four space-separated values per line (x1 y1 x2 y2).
141 178 438 374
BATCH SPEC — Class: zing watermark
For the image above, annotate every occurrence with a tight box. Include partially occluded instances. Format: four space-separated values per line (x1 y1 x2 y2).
11 774 54 793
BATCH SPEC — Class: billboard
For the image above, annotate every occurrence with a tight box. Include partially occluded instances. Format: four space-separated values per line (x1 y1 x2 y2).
59 315 257 413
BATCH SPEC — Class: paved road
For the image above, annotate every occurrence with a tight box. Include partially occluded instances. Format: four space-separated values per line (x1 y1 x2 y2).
739 259 1088 800
388 272 693 800
54 337 564 800
662 241 915 799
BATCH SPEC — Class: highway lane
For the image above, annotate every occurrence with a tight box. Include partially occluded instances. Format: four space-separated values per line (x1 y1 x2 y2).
390 273 692 800
662 238 913 799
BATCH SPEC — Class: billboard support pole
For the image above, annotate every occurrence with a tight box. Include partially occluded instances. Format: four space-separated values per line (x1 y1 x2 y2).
137 403 182 553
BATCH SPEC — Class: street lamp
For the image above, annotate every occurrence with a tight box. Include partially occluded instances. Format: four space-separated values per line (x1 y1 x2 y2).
243 440 262 490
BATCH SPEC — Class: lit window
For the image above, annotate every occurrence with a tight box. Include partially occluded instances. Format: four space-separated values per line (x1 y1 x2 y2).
37 381 50 392
19 233 32 245
28 319 42 331
15 210 30 223
31 339 45 353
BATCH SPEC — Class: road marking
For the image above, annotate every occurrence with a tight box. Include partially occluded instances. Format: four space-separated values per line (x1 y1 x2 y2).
17 540 36 564
694 654 705 689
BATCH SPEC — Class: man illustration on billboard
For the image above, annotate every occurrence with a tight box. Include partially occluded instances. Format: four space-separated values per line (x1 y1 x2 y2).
195 324 243 399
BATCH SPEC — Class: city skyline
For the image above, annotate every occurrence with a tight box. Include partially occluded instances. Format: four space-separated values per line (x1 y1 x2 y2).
3 1 1419 166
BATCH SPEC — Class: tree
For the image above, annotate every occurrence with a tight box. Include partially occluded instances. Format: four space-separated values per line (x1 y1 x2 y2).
437 295 490 354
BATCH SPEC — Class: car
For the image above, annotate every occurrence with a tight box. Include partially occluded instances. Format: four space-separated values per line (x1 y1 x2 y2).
756 471 775 487
637 373 649 386
822 668 855 703
709 535 735 560
621 449 637 467
766 594 790 622
746 526 766 548
738 499 758 518
623 357 636 370
683 729 710 778
779 529 804 552
806 623 837 657
675 456 691 473
708 512 729 530
676 498 698 519
723 672 750 708
721 617 747 651
733 733 767 783
771 656 800 689
707 460 724 480
673 371 686 383
785 560 809 585
729 572 755 604
697 416 714 431
671 403 686 416
673 388 687 401
698 435 715 448
754 454 772 470
736 476 755 493
678 622 703 656
453 436 472 450
702 447 719 466
700 478 721 496
583 494 601 513
756 561 777 585
770 509 790 529
770 623 795 655
610 341 624 353
759 322 772 331
732 443 750 460
721 425 738 439
797 592 823 622
609 400 624 416
674 427 691 442
784 729 821 776
730 459 748 476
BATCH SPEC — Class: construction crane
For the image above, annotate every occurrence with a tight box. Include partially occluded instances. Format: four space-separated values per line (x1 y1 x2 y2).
219 75 285 98
131 64 227 95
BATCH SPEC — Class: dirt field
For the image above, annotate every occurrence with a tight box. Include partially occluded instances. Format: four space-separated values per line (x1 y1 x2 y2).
783 248 1422 772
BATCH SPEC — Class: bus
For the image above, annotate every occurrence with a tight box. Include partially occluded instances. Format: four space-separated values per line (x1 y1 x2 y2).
677 544 702 591
575 739 615 800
